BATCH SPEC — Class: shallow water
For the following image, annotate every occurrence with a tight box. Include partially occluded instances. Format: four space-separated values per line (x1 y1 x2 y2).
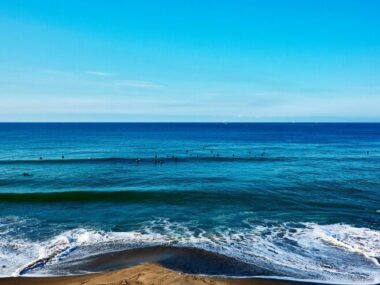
0 123 379 283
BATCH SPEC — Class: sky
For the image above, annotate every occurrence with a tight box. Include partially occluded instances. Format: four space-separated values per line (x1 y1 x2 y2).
0 0 380 122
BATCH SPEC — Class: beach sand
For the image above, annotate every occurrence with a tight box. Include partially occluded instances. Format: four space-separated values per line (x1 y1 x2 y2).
0 263 292 285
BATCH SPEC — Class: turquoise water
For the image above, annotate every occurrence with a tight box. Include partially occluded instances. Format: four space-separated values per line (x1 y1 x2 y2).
0 123 379 283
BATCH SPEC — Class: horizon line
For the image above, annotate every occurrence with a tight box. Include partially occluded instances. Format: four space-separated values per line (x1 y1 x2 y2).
0 121 379 124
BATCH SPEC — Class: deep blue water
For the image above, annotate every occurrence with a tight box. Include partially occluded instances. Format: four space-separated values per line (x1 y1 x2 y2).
0 123 379 283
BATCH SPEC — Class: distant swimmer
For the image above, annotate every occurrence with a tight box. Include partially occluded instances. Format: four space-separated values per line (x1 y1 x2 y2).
61 155 65 159
261 152 266 157
135 158 141 163
39 157 43 160
22 172 31 177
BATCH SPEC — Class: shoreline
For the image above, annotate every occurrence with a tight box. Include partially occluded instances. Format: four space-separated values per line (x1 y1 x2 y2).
1 245 377 285
0 263 294 285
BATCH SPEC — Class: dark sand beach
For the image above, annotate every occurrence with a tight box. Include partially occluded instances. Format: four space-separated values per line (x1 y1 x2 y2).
0 263 292 285
0 246 297 285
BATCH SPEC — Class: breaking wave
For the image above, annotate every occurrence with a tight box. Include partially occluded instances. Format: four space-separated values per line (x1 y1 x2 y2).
0 218 379 284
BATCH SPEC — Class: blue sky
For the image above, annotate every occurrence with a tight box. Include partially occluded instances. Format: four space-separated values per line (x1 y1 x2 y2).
0 0 379 122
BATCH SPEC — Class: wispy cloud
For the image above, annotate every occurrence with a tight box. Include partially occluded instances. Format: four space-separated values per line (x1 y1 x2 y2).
115 80 161 88
85 71 115 76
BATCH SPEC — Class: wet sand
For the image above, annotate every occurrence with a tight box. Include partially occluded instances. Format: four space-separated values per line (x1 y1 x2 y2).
0 263 292 285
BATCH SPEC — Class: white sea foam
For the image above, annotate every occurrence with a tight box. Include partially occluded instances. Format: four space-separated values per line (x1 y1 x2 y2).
0 218 379 284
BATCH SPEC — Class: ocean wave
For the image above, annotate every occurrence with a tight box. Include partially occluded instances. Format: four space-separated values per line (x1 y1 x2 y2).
0 155 377 166
0 219 379 284
0 190 246 204
0 190 372 214
0 156 293 165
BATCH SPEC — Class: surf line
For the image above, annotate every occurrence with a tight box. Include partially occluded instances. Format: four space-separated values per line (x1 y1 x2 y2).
14 239 76 276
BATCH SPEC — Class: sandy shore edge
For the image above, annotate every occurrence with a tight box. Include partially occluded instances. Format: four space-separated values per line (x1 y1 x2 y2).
0 263 293 285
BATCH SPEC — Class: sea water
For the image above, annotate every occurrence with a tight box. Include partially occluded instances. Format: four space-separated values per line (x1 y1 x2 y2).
0 123 379 283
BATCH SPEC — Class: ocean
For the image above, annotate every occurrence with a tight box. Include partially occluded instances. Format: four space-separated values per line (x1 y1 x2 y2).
0 123 379 283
